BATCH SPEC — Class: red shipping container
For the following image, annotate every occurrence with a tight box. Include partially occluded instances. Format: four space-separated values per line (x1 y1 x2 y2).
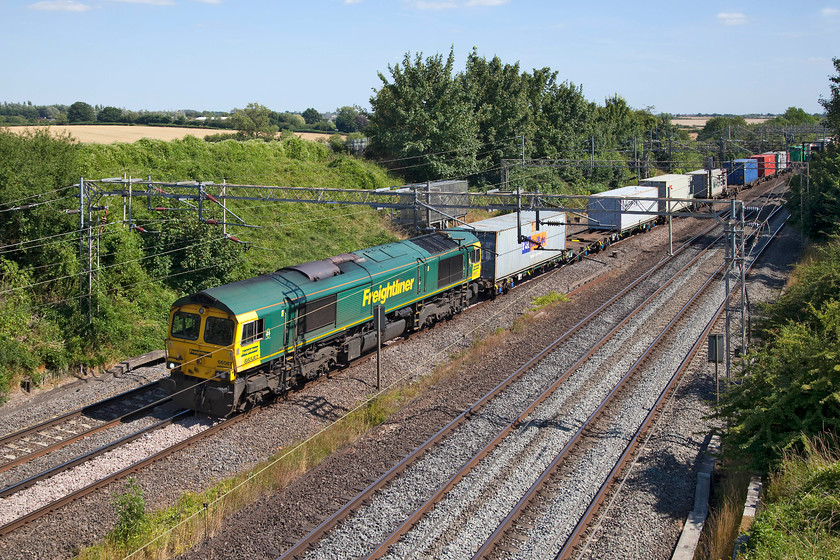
749 154 776 177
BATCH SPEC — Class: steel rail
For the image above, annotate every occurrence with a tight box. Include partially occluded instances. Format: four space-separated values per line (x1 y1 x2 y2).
555 199 788 560
0 411 248 537
363 230 728 560
0 409 190 499
0 380 162 448
0 393 173 474
277 217 727 560
470 198 786 558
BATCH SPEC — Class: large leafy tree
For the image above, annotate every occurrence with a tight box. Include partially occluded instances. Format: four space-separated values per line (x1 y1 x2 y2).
302 107 321 125
696 115 748 141
367 49 479 182
335 106 361 133
459 50 532 187
788 144 840 239
68 101 95 123
525 68 595 188
230 102 278 141
821 57 840 136
767 106 820 126
719 242 840 470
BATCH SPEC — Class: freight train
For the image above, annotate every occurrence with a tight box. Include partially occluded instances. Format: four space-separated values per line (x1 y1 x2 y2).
162 211 570 416
162 155 793 416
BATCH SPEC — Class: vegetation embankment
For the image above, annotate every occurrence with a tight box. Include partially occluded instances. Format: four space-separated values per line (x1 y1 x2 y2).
0 128 399 400
700 145 840 558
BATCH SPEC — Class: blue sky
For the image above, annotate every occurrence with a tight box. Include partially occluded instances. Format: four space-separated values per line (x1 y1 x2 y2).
2 0 838 115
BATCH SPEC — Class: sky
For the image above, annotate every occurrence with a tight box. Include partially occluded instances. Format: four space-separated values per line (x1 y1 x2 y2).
2 0 839 116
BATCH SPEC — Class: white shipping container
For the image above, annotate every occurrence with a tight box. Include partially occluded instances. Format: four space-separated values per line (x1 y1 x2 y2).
687 169 726 199
467 210 566 284
588 185 658 231
773 151 788 171
640 174 693 212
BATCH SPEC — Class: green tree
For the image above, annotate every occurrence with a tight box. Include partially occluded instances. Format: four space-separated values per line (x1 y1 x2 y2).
719 291 840 470
278 112 305 129
367 49 480 182
527 68 595 180
821 57 840 136
97 106 124 123
67 101 95 123
302 107 321 125
459 50 532 186
787 144 840 239
335 105 360 133
696 115 748 141
771 106 820 126
230 102 278 140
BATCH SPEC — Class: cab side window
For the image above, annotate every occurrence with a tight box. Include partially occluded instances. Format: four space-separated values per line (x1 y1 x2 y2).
241 319 265 345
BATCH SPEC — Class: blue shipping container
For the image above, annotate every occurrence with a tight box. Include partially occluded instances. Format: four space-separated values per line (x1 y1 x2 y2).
725 159 758 185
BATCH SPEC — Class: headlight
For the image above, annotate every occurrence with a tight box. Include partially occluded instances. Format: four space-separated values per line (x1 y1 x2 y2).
168 362 180 369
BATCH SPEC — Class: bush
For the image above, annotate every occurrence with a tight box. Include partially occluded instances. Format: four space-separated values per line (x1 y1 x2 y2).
719 240 840 471
112 478 147 545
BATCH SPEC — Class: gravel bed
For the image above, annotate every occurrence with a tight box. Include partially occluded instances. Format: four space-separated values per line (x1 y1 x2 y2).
574 201 800 560
0 414 218 526
505 283 727 560
389 256 724 558
0 405 178 490
0 182 789 560
0 365 168 439
301 239 723 559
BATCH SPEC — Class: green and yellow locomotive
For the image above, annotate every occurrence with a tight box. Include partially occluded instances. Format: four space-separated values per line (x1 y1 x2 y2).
162 230 481 416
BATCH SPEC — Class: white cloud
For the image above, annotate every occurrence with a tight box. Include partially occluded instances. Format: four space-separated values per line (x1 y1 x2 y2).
413 1 458 9
465 0 509 5
192 0 222 4
344 0 363 4
821 7 839 15
717 12 747 26
28 0 91 11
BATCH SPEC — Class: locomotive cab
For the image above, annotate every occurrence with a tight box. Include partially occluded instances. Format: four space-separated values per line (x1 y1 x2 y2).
163 302 245 416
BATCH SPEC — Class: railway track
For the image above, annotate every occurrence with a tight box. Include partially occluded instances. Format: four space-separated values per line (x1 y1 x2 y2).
274 183 787 560
275 213 734 559
0 178 790 552
0 381 170 475
0 409 247 536
497 202 787 560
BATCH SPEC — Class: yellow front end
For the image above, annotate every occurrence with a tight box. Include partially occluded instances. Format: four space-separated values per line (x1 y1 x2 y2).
166 304 238 382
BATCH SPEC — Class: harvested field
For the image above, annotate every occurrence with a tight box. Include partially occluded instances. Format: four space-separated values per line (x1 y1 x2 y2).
672 116 768 127
4 125 337 144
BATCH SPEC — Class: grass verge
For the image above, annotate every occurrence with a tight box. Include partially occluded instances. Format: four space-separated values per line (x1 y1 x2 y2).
694 462 752 560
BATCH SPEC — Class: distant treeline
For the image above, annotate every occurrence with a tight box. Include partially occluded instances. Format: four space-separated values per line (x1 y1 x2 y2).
0 101 364 134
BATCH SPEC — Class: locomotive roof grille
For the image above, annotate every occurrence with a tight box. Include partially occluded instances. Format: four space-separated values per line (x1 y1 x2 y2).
279 253 363 281
408 233 459 255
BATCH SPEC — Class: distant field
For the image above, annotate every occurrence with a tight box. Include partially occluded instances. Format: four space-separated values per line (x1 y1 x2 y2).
672 117 768 127
4 125 336 144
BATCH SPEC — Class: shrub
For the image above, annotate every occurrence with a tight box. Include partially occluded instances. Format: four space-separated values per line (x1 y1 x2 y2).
112 478 147 545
